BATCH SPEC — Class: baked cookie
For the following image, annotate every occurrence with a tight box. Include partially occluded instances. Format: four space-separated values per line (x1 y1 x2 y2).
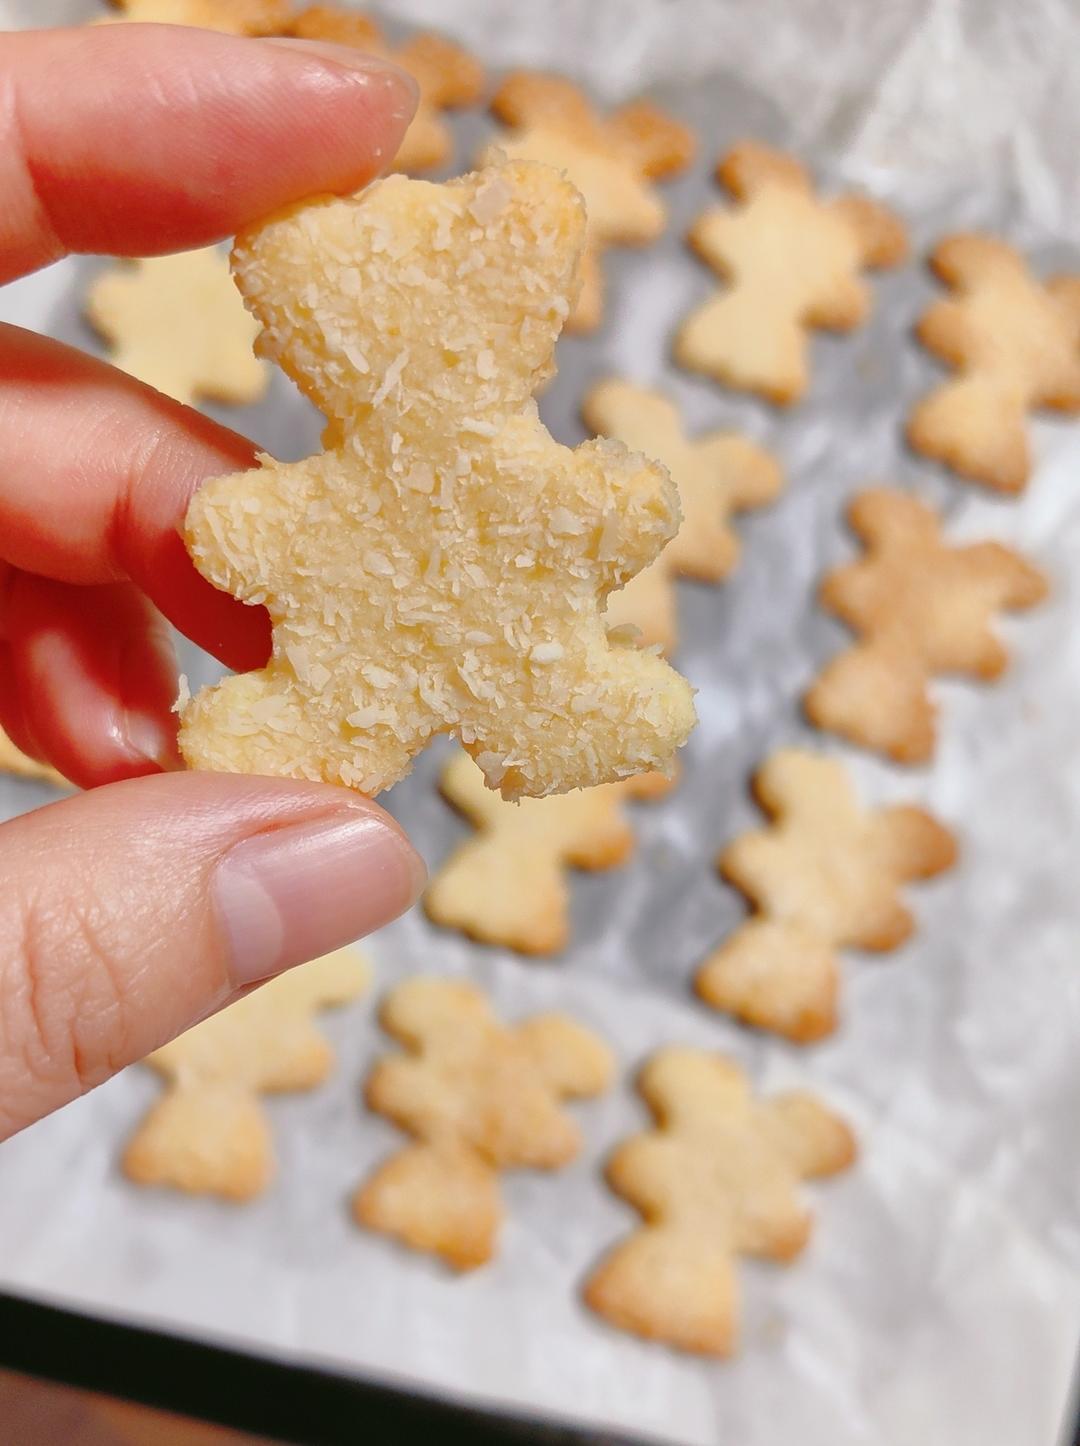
86 247 266 407
584 1047 855 1354
908 234 1080 491
123 946 369 1201
805 488 1048 762
354 977 613 1268
677 140 907 403
178 160 696 800
425 749 674 955
482 72 694 332
696 748 956 1041
583 379 783 651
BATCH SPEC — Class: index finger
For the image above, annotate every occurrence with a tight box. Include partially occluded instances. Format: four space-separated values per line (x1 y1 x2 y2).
0 24 417 282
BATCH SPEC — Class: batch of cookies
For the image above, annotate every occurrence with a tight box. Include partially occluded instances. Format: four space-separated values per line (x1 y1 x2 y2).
7 0 1077 1367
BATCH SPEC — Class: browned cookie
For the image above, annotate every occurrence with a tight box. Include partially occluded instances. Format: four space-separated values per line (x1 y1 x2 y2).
354 978 613 1268
584 1047 855 1355
425 750 674 955
909 234 1080 491
583 380 784 651
696 749 956 1042
677 140 907 403
482 72 694 332
805 488 1047 762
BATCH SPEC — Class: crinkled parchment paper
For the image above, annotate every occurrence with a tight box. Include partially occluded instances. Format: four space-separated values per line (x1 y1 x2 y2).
2 2 1080 1443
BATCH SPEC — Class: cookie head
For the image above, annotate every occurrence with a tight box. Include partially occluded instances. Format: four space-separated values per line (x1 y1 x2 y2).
232 163 585 429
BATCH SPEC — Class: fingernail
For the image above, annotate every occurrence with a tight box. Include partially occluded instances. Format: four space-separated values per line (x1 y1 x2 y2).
121 711 183 773
214 812 426 987
262 38 419 123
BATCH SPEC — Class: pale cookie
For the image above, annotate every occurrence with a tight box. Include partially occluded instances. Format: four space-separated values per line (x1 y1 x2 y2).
695 748 956 1042
105 0 292 31
287 7 484 174
908 234 1080 491
354 977 613 1268
425 749 674 955
0 728 68 788
805 488 1047 762
123 946 369 1201
583 379 784 651
178 160 696 800
676 140 907 404
482 72 694 332
86 246 266 408
584 1047 855 1355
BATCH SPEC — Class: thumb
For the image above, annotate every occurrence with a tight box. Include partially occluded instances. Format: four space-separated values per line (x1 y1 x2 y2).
0 771 425 1138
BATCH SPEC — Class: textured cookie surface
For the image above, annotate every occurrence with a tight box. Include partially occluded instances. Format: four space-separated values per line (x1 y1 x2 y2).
483 73 693 332
676 140 907 403
583 379 783 650
86 247 266 407
806 488 1047 761
584 1047 855 1354
106 0 292 30
908 234 1080 491
0 728 68 788
287 6 483 173
425 749 673 954
123 946 369 1201
354 977 613 1268
696 749 956 1041
179 160 696 800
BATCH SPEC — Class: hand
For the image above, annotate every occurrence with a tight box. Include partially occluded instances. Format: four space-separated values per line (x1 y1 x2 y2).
0 22 425 1138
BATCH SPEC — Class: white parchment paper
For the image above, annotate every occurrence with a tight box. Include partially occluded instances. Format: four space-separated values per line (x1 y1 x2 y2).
2 2 1080 1443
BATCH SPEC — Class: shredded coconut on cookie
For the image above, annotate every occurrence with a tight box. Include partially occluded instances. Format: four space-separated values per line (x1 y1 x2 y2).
179 160 696 798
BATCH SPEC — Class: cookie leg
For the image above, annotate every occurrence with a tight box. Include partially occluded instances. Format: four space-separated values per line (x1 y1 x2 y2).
804 640 936 764
584 1224 738 1356
353 1140 502 1270
122 1083 274 1202
675 289 808 405
907 376 1030 492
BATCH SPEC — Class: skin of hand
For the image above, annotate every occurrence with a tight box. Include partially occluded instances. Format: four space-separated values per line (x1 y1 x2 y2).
0 23 427 1139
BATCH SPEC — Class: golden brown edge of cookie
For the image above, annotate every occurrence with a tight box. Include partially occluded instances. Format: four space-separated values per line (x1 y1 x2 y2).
693 925 841 1044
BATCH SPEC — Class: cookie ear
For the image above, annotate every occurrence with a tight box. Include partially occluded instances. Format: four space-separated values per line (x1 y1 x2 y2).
607 101 695 179
490 70 591 129
717 139 809 197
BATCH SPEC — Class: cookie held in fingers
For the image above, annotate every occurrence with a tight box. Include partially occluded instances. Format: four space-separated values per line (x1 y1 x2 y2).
123 947 370 1201
85 247 267 408
287 6 483 173
425 749 674 955
354 978 614 1268
805 488 1047 763
676 140 907 403
584 1047 855 1354
583 379 784 651
483 72 694 332
177 160 696 800
908 234 1080 491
